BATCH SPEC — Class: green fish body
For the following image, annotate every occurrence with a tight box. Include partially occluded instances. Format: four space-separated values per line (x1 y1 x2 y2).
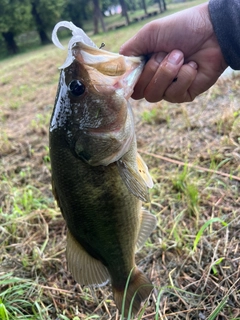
50 21 157 316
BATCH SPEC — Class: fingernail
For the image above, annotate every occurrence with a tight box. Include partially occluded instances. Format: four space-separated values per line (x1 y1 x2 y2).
154 52 167 64
167 50 183 65
188 61 198 69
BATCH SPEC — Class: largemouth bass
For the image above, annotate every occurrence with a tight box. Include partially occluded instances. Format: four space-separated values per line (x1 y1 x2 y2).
50 21 157 317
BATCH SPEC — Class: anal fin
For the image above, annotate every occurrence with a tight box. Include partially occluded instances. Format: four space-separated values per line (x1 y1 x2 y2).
66 230 110 287
135 209 157 251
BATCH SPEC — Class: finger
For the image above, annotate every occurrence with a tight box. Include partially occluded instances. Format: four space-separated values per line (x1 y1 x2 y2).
163 61 198 103
132 52 167 100
120 21 158 56
143 50 184 103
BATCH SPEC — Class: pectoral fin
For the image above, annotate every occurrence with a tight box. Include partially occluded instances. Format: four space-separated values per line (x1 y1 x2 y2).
137 153 153 188
66 231 110 287
117 159 149 202
135 209 157 251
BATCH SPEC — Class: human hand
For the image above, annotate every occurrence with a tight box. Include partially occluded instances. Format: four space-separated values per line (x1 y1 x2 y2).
120 3 228 103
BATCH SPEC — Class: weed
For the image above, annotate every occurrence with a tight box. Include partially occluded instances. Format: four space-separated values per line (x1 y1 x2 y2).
207 295 228 320
12 186 49 217
31 113 51 131
0 299 9 320
211 257 225 276
141 103 170 126
172 166 200 218
0 273 49 320
192 217 227 252
0 131 12 154
0 75 12 86
172 165 188 193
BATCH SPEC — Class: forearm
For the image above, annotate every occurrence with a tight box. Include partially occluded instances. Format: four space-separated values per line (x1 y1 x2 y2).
209 0 240 70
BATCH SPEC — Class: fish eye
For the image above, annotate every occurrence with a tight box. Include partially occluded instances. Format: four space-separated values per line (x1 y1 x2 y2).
68 80 85 96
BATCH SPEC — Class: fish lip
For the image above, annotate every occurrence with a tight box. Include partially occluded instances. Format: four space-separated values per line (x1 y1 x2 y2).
72 44 145 99
70 121 123 135
52 21 145 97
115 59 145 99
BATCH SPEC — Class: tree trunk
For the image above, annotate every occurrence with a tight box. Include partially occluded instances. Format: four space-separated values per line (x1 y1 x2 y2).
82 5 88 20
142 0 147 15
119 0 130 25
38 29 51 45
162 0 167 11
99 11 106 32
31 2 51 45
93 9 99 34
2 31 18 54
156 0 166 13
129 0 136 11
93 0 106 34
156 0 163 13
65 3 83 29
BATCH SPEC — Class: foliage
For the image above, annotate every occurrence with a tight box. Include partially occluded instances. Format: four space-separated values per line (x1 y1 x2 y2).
62 0 92 27
0 0 33 53
101 0 119 12
31 0 66 31
0 0 33 34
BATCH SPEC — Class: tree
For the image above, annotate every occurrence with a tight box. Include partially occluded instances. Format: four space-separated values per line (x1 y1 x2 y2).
162 0 166 11
101 0 119 13
119 0 130 25
92 0 106 34
142 0 148 15
30 0 66 45
156 0 167 13
62 0 92 28
128 0 137 12
0 0 33 54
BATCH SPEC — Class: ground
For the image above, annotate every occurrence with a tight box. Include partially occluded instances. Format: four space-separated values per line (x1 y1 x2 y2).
0 27 240 320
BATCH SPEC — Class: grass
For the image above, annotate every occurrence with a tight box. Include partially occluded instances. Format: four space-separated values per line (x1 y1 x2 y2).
0 0 239 318
0 273 48 320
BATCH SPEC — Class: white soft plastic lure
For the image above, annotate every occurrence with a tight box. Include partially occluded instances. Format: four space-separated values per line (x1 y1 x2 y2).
52 21 98 69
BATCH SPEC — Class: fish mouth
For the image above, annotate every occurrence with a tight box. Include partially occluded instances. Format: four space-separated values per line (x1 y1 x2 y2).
51 21 145 99
72 42 145 99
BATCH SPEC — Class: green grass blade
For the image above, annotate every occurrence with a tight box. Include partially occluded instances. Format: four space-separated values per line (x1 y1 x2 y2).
120 268 134 320
0 299 9 320
207 296 228 320
192 217 227 252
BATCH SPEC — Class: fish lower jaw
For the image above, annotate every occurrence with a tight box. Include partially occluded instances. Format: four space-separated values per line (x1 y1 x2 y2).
81 124 122 135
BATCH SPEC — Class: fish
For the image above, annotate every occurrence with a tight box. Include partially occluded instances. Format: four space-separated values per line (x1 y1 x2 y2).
50 21 157 317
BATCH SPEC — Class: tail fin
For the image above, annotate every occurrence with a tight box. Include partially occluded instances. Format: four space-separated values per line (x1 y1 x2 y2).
113 267 153 317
